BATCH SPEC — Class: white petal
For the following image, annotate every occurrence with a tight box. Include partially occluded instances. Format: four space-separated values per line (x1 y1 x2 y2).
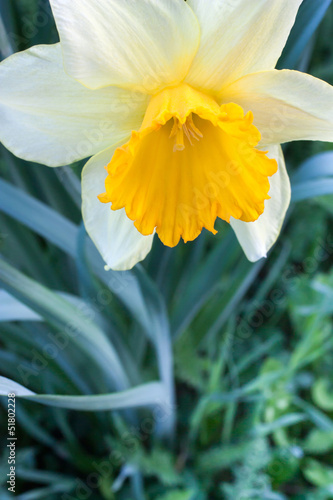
0 44 149 167
82 146 154 271
230 145 291 262
186 0 302 92
50 0 200 92
220 70 333 145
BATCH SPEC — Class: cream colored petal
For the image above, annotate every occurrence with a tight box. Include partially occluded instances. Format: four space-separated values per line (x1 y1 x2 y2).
186 0 302 92
82 146 154 271
220 70 333 145
50 0 200 93
0 44 149 167
230 145 291 262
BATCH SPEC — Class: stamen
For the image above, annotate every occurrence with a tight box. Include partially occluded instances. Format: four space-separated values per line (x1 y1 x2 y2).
170 117 185 152
169 117 179 139
187 114 203 141
169 114 203 152
182 122 193 146
175 127 185 152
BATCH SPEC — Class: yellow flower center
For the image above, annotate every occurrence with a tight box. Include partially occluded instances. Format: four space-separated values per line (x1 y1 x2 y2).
99 84 277 247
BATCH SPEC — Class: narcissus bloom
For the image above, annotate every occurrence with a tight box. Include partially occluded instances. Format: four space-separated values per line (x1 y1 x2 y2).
1 0 333 270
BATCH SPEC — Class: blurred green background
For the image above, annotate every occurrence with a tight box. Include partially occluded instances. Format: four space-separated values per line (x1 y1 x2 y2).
0 1 333 499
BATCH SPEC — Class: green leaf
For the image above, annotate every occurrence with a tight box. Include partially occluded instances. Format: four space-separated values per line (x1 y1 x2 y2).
292 178 333 202
14 481 76 500
292 152 333 183
312 379 333 411
251 414 308 438
279 0 332 69
131 266 175 438
0 257 129 390
0 180 175 436
170 230 240 337
0 376 167 411
0 289 40 321
132 448 180 487
293 396 333 432
196 442 253 474
0 289 96 323
303 459 333 487
291 152 333 203
304 429 333 455
0 178 78 256
156 490 195 500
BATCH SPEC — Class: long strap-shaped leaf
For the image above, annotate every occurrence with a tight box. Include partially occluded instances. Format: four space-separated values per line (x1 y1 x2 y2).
0 257 130 391
0 376 167 411
292 152 333 183
0 289 94 322
292 178 333 202
0 178 156 332
278 0 332 69
0 179 175 436
291 151 333 202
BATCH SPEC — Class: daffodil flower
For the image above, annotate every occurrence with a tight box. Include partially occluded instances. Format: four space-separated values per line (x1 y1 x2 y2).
1 0 333 270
